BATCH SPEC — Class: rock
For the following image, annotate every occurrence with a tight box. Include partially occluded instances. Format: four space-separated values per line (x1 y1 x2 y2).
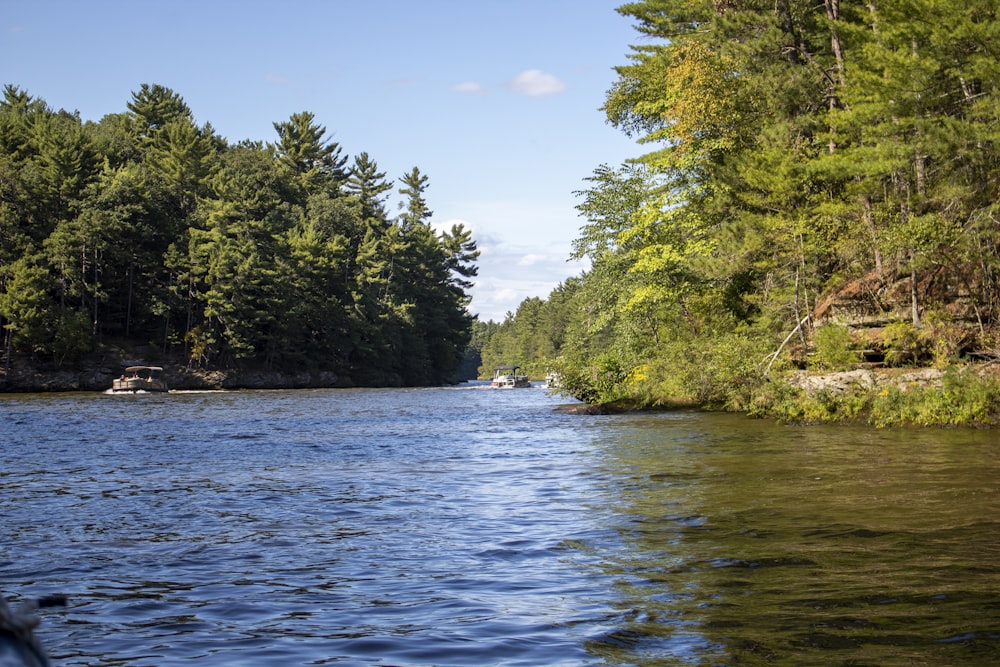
891 368 944 390
787 368 945 396
788 369 877 396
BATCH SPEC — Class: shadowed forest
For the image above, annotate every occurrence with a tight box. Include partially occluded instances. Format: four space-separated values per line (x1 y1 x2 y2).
0 84 479 386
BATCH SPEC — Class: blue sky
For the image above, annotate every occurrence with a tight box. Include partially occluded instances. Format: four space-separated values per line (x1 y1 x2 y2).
2 1 642 322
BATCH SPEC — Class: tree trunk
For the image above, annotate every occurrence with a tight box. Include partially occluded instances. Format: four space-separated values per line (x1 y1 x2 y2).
126 257 134 338
895 190 920 327
794 266 807 347
93 246 100 336
825 0 845 152
826 0 844 84
861 193 883 280
3 320 11 386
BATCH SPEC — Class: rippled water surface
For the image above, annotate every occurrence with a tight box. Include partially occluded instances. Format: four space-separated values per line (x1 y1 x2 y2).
2 386 998 665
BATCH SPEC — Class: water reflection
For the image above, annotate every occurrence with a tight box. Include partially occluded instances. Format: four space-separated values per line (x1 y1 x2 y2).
588 412 1000 666
3 389 998 665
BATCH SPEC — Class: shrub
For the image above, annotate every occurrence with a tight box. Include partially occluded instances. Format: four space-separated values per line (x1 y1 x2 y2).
812 324 856 370
882 321 928 366
768 366 1000 427
923 311 965 368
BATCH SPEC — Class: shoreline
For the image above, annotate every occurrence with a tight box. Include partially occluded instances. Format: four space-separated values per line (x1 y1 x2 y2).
564 363 1000 429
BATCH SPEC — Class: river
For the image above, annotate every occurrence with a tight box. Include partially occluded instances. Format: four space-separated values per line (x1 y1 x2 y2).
2 385 998 665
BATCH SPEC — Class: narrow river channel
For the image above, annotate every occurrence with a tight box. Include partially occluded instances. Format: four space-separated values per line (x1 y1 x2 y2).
2 385 997 665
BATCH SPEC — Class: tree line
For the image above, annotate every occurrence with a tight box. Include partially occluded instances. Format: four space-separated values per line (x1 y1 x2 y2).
480 0 1000 413
0 83 479 386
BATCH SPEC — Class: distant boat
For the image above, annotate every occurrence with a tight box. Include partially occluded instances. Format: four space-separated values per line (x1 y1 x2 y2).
491 365 530 389
111 366 168 393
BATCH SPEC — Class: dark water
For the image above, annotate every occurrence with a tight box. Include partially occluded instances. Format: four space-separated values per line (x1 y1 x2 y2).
1 386 998 666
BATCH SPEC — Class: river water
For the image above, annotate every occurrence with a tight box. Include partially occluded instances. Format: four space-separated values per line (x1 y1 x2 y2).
2 385 998 666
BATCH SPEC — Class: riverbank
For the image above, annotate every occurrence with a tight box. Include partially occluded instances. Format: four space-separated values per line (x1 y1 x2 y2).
754 363 1000 427
5 348 999 428
0 346 351 392
577 363 1000 428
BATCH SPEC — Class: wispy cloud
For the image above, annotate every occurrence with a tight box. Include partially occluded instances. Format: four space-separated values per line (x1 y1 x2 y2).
450 81 485 94
264 72 289 85
468 245 586 321
433 209 585 321
507 69 567 97
518 253 548 266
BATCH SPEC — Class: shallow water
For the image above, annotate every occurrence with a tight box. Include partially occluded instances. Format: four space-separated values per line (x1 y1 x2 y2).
2 386 998 665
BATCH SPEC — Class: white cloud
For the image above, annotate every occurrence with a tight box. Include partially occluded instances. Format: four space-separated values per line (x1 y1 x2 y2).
431 217 492 245
431 206 585 321
507 69 567 97
450 81 485 94
518 253 548 266
467 245 587 322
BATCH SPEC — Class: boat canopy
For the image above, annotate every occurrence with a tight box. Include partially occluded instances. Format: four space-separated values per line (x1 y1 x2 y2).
123 366 163 373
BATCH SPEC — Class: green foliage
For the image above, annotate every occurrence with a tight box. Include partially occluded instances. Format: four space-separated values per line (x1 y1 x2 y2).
758 368 1000 428
0 254 56 353
271 111 347 195
345 151 392 220
554 350 636 406
922 311 967 369
127 84 193 139
638 327 772 411
882 321 929 367
50 309 93 365
0 84 478 383
812 324 856 370
478 0 1000 429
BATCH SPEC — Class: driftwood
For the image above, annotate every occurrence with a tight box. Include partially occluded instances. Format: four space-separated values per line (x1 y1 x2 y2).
765 315 811 376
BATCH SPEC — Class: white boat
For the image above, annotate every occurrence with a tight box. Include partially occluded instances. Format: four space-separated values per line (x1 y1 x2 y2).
491 365 530 389
112 366 168 393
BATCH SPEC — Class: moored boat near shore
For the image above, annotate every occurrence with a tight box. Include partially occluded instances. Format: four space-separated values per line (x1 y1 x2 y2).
111 366 168 393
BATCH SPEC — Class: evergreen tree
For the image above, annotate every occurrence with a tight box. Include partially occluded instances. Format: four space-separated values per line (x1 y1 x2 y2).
272 111 348 198
1 84 479 385
127 84 194 144
345 151 392 220
487 0 1000 406
396 166 432 228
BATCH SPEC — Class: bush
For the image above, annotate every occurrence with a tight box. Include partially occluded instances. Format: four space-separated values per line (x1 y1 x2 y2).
812 324 856 370
923 311 966 368
51 310 94 365
882 321 929 366
756 365 1000 427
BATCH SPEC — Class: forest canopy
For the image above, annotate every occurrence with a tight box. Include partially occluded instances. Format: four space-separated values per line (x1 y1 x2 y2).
479 0 1000 414
0 83 479 386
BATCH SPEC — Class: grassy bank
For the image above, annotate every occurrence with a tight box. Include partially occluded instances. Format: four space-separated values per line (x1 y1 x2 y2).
750 365 1000 428
577 361 1000 428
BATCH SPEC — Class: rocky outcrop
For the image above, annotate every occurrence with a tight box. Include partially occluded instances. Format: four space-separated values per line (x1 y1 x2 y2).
813 267 981 329
786 368 945 396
